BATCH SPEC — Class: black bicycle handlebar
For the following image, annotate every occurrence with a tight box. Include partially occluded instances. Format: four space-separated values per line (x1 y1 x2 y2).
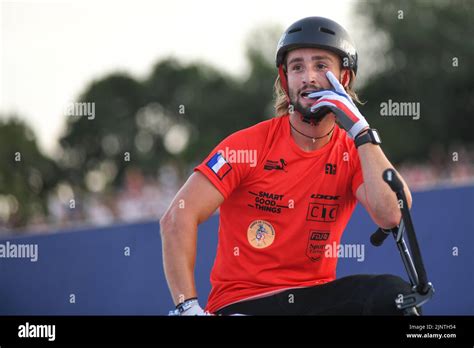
370 227 394 247
382 167 404 193
374 168 431 295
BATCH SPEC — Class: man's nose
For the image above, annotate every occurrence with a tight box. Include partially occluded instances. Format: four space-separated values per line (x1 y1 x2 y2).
303 70 329 89
302 70 317 85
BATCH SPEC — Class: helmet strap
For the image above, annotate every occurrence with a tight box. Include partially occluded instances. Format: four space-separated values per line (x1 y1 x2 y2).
278 65 290 103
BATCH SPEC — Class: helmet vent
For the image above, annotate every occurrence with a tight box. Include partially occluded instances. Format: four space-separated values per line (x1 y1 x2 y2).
288 27 302 34
319 27 336 35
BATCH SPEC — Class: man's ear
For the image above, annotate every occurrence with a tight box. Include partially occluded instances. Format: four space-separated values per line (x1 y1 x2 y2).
341 69 351 88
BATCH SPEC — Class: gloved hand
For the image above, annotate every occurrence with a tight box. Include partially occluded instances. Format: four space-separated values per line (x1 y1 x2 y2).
168 298 213 316
309 71 369 139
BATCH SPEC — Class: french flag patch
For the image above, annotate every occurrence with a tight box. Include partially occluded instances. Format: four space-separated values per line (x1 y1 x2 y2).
206 152 232 180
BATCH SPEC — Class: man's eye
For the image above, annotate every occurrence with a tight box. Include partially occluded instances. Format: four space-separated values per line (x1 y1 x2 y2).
316 63 328 70
292 65 302 71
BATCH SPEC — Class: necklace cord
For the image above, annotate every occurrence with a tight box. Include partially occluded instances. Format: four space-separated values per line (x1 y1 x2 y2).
289 121 335 143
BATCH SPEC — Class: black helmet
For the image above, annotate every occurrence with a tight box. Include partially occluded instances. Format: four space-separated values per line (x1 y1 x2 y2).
275 17 358 74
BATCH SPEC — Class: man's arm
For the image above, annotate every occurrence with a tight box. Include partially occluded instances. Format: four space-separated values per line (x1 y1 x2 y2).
160 171 224 306
355 142 412 229
309 71 412 229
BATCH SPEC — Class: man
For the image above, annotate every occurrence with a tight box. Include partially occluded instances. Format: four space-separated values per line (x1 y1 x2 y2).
161 17 414 316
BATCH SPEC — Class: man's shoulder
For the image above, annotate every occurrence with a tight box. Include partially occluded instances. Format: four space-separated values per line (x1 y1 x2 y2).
232 115 285 140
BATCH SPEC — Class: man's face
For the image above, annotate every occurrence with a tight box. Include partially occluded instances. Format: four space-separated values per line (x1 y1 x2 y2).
286 47 344 124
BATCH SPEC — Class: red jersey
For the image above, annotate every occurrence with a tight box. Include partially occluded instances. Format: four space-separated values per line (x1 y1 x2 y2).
194 114 364 313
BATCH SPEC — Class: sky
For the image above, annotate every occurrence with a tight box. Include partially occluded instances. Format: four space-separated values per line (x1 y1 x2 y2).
0 0 357 156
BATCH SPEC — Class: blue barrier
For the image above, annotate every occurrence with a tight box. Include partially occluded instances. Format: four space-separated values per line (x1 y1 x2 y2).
0 185 472 315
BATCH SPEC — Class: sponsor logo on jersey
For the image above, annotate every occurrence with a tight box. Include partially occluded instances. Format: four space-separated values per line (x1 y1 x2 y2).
325 163 337 175
247 191 288 214
307 193 340 222
206 152 232 180
310 193 340 200
306 203 339 222
306 230 330 262
264 158 288 171
247 220 275 249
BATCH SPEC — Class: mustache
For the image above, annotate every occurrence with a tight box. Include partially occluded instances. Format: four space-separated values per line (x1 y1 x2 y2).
296 85 323 95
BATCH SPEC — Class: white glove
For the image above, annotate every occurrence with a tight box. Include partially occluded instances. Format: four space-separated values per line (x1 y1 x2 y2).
169 298 213 316
309 71 369 139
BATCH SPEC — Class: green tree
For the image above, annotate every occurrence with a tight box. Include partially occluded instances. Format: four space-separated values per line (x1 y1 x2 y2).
355 0 474 163
59 73 145 189
58 27 282 188
242 23 283 120
0 117 58 228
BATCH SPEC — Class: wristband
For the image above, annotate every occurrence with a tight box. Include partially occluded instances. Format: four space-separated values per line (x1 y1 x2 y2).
169 297 199 316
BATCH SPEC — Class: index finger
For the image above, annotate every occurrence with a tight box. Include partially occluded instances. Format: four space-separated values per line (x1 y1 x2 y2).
326 71 346 94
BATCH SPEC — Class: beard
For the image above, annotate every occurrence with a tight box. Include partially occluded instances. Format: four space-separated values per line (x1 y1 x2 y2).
291 97 330 126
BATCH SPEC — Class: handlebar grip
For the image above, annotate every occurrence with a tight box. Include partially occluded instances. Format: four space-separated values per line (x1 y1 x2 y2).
383 168 404 193
370 228 392 247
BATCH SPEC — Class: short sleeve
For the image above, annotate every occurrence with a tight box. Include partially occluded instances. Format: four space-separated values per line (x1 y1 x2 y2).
194 130 254 200
351 148 364 198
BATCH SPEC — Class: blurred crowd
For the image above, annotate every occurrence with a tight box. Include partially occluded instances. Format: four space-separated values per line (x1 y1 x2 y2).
398 145 474 191
19 165 184 235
